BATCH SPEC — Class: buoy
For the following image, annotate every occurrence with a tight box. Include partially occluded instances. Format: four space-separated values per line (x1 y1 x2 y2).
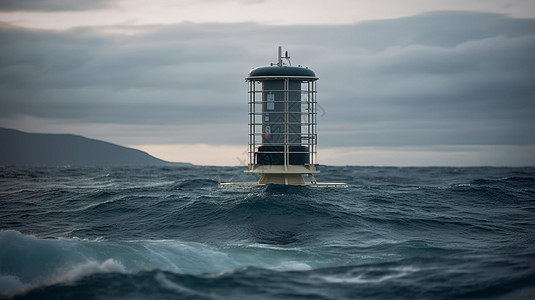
219 46 347 188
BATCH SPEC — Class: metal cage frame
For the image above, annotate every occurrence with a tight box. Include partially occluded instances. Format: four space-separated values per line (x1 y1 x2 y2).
247 78 318 170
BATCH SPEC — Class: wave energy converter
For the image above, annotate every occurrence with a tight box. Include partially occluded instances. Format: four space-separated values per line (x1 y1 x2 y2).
219 46 346 188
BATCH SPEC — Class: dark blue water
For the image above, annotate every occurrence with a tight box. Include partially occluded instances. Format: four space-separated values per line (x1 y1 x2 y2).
1 166 534 299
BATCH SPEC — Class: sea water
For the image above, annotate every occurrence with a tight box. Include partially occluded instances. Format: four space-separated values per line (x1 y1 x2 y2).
1 166 534 299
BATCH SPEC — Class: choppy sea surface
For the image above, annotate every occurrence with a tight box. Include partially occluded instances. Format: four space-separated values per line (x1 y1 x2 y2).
1 165 534 299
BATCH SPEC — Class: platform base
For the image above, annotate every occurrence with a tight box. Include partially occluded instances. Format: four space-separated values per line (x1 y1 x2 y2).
218 182 348 188
259 173 305 185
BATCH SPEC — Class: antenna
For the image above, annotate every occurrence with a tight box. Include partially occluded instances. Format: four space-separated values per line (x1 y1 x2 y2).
277 46 282 66
284 50 291 66
276 46 292 66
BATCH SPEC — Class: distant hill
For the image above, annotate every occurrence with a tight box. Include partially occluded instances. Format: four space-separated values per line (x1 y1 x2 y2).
0 128 184 166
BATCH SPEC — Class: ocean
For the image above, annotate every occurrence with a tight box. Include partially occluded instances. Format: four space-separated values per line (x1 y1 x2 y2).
1 165 534 299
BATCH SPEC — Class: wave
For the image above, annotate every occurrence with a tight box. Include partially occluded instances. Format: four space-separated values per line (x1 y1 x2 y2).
5 229 526 298
5 259 535 300
471 176 535 187
1 230 470 297
2 166 535 299
0 230 336 295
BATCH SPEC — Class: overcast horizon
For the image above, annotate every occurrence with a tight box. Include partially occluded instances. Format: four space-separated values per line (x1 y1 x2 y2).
1 0 534 166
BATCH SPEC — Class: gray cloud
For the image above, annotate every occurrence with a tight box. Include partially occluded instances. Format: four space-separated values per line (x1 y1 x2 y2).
0 0 114 11
0 12 534 148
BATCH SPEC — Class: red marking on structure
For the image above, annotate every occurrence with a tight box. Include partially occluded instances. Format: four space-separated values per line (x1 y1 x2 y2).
265 134 268 138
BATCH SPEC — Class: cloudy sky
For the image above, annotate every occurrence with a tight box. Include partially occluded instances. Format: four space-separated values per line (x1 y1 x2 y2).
0 0 534 166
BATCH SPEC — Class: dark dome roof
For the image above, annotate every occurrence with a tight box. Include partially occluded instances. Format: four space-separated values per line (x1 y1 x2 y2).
247 65 316 78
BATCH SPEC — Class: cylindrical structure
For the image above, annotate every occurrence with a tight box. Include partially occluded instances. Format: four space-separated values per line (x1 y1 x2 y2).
246 64 318 172
219 48 347 187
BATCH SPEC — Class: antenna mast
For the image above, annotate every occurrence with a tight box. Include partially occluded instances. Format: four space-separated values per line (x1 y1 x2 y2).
276 46 291 66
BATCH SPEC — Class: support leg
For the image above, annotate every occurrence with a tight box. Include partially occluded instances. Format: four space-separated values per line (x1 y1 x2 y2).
307 173 318 184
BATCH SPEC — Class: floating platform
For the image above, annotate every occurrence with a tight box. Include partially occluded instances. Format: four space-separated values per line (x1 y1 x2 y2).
218 182 348 188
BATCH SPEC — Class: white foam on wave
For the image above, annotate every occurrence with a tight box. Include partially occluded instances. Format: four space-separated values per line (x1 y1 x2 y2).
244 242 304 252
5 260 125 296
274 261 312 271
1 257 125 295
316 266 419 284
53 258 125 283
0 230 127 294
454 183 472 187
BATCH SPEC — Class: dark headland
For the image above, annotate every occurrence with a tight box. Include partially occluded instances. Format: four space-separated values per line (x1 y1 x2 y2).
0 128 186 166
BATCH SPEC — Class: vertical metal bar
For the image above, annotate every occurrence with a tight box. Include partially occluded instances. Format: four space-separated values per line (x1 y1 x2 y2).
309 80 313 165
248 80 253 167
254 81 258 165
254 82 257 155
249 80 256 167
313 81 317 165
308 80 312 165
312 81 315 165
253 81 256 166
284 79 289 168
